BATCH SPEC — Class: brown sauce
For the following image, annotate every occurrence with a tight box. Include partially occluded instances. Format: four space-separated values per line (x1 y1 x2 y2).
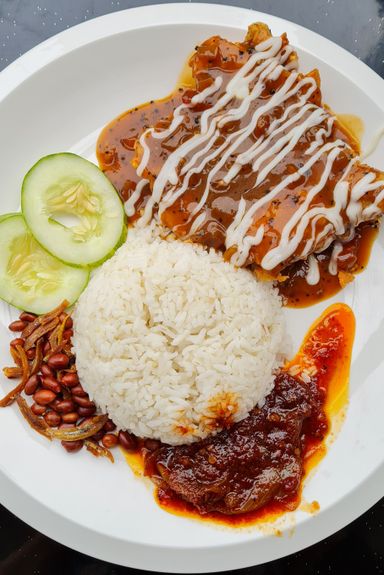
278 221 379 307
97 91 186 209
177 53 195 89
124 304 354 526
97 28 381 308
336 113 364 152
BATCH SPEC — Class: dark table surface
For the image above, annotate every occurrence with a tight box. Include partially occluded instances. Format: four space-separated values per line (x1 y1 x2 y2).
0 1 383 573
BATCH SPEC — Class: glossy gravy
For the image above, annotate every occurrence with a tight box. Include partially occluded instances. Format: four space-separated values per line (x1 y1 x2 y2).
97 33 381 307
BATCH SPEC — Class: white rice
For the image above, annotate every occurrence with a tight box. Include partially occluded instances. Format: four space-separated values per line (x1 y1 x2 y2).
72 226 286 445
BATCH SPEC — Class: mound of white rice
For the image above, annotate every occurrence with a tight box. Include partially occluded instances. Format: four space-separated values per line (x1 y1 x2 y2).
72 226 286 445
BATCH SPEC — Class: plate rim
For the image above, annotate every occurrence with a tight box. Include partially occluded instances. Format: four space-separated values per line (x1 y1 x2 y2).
0 3 383 571
1 2 383 105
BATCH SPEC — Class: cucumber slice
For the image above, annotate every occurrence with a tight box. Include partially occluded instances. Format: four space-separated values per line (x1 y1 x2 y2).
21 153 125 267
0 212 19 224
0 214 89 314
88 218 128 268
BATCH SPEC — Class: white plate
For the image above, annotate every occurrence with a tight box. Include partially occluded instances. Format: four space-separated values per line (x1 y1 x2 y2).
0 3 384 572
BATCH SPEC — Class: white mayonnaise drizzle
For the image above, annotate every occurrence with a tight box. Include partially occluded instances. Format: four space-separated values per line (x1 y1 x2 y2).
124 179 149 217
263 147 342 264
188 73 309 221
139 36 286 223
328 241 343 276
184 211 207 238
306 255 320 285
253 108 328 187
228 140 346 267
132 33 384 277
136 77 224 178
224 101 319 183
346 173 384 226
305 117 335 155
153 77 224 142
259 146 349 271
158 66 315 220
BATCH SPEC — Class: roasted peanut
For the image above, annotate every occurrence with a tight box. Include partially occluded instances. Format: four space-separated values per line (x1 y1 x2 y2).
41 375 61 394
33 389 56 406
10 338 24 348
55 399 75 414
61 372 79 387
50 398 62 412
19 311 37 322
41 364 54 377
72 395 94 409
118 431 138 452
44 410 61 427
47 353 69 370
102 433 118 448
8 320 27 332
61 412 79 424
24 374 40 396
70 384 87 397
61 440 83 453
104 419 117 432
31 402 46 416
77 405 96 417
63 329 74 340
